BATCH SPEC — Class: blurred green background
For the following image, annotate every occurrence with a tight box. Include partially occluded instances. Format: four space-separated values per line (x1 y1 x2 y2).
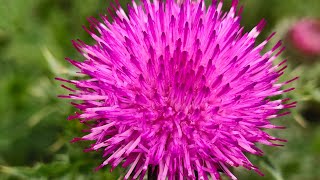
0 0 320 179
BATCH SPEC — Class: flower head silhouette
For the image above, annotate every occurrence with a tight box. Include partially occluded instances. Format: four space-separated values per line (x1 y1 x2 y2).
289 18 320 56
58 0 296 179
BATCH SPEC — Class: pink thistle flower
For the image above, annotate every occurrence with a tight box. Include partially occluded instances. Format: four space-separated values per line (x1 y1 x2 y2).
58 0 297 179
289 18 320 56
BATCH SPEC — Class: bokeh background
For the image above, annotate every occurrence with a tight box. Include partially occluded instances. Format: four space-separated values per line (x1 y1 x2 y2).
1 0 320 179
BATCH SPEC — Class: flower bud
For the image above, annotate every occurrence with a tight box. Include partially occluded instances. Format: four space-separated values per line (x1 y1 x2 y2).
289 18 320 56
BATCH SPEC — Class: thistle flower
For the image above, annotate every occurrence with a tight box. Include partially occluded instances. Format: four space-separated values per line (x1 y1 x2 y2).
289 18 320 56
58 0 296 179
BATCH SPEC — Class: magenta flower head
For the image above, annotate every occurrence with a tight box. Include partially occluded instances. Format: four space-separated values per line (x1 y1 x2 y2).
289 18 320 56
58 0 297 179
